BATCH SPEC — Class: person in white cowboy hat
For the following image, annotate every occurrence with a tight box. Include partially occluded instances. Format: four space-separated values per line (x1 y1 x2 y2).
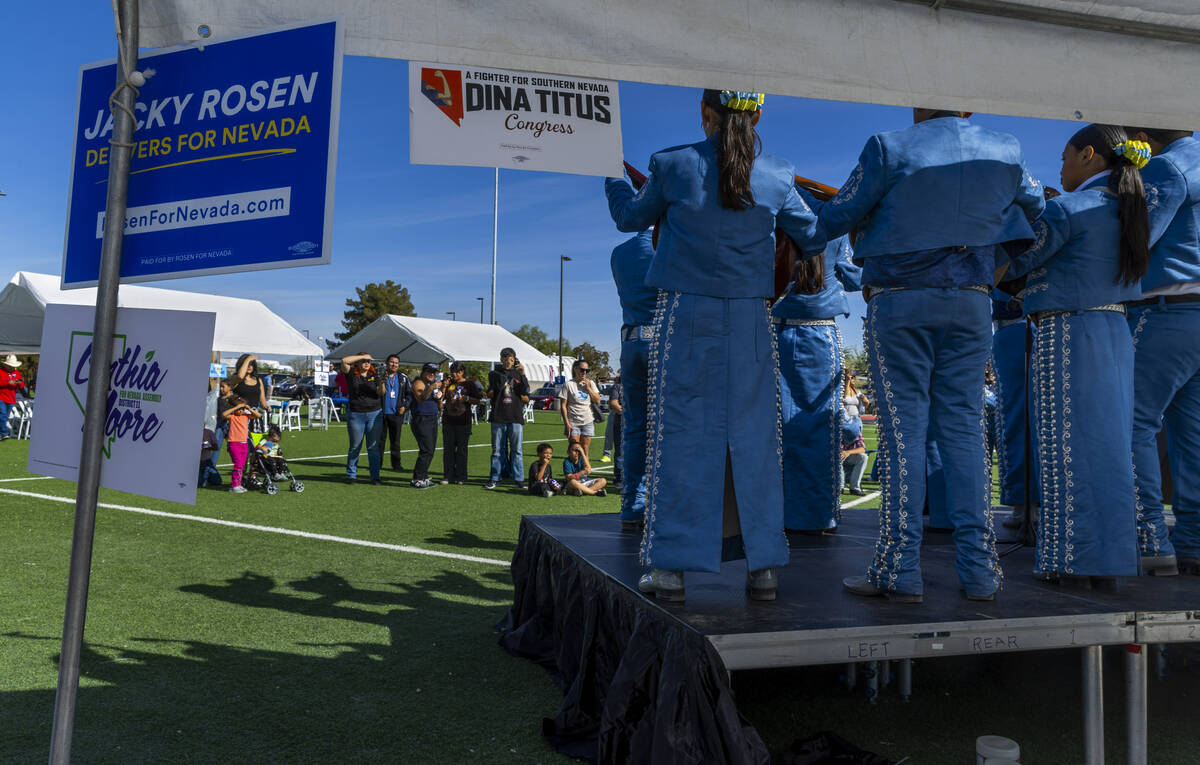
0 355 26 440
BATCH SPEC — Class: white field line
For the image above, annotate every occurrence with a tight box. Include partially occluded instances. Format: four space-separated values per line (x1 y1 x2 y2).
0 476 53 482
216 436 573 469
0 488 510 567
841 491 881 508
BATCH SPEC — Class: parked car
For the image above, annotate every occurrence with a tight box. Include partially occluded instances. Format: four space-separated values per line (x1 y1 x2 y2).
529 385 559 411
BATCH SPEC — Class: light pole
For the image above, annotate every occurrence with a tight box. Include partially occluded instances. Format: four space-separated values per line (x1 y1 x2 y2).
446 311 456 321
558 255 572 378
476 297 485 323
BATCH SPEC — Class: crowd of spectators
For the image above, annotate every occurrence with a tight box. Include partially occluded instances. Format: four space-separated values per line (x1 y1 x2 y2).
201 347 619 496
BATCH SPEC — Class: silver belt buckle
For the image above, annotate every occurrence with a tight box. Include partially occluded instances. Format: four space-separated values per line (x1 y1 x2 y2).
638 325 655 341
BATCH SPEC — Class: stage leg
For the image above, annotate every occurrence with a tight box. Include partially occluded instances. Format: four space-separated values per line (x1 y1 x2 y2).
1125 645 1147 765
897 659 913 701
1083 645 1105 765
842 662 857 691
1153 644 1167 680
880 659 891 689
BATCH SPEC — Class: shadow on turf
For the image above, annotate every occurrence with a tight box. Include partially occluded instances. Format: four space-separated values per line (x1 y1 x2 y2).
423 529 514 553
1 568 552 763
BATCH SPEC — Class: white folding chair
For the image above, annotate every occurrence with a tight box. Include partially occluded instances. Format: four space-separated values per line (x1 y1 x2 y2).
307 397 329 430
16 401 33 439
319 396 341 422
283 401 302 431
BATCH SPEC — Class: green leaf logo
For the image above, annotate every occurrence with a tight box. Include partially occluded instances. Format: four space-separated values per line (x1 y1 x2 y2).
145 350 155 361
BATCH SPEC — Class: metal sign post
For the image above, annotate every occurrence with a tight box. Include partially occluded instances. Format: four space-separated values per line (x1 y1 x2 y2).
48 0 138 761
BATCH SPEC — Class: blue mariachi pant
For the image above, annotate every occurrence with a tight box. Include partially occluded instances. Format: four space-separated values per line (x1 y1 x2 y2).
1033 310 1138 575
777 321 844 530
346 408 383 480
643 292 788 573
489 422 524 483
864 288 1000 596
992 322 1037 507
619 336 651 521
1130 302 1200 559
925 440 951 529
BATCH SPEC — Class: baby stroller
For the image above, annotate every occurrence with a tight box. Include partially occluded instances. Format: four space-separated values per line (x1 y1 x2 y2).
244 431 305 494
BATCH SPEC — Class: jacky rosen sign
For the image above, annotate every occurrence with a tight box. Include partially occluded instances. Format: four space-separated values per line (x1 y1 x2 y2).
409 62 622 177
28 305 215 505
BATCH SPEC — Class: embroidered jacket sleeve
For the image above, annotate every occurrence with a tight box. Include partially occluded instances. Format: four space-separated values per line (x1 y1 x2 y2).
817 136 888 240
833 238 863 292
1141 155 1189 248
605 156 669 232
1014 159 1047 222
776 185 825 253
1007 198 1070 277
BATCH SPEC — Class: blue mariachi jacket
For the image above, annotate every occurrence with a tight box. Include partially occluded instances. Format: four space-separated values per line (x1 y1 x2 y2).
1007 174 1141 314
772 235 862 320
818 117 1045 259
610 231 658 329
605 135 825 298
1141 136 1200 291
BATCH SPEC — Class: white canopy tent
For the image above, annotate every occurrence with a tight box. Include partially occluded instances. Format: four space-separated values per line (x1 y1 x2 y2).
141 0 1200 129
327 314 561 384
0 271 322 357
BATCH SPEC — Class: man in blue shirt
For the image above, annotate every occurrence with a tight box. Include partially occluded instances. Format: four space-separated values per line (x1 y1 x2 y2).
380 354 411 472
1125 127 1200 575
821 108 1044 603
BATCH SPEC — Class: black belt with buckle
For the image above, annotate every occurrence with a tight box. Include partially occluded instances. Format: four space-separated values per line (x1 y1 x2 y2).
1126 294 1200 309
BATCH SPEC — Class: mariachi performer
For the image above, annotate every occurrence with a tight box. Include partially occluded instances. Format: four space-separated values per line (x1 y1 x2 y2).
605 88 825 603
1004 124 1148 582
1125 126 1200 576
610 229 657 531
773 229 861 532
991 290 1040 532
821 108 1045 603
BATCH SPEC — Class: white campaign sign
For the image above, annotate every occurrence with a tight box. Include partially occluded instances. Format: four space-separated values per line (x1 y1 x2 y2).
28 305 216 505
409 61 622 177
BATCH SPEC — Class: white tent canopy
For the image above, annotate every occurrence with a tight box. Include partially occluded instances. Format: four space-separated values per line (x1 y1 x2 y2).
0 271 322 357
141 0 1200 129
328 314 561 383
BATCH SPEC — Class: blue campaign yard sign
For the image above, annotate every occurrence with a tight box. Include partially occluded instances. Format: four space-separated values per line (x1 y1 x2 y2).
62 19 343 288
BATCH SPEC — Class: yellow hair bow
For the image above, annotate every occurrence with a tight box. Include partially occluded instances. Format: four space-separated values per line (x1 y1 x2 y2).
720 91 765 112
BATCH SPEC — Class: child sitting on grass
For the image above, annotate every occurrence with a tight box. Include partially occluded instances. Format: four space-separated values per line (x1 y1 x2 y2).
562 442 607 497
528 443 563 498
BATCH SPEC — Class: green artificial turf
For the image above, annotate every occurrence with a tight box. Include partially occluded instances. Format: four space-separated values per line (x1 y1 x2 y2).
1 413 1197 763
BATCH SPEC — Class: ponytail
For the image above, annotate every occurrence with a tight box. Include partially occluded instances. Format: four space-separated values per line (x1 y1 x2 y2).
702 89 763 211
1067 124 1149 287
1112 162 1150 287
791 252 826 295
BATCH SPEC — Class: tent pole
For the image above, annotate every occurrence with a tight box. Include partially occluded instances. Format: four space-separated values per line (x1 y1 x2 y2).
49 0 138 762
490 168 498 324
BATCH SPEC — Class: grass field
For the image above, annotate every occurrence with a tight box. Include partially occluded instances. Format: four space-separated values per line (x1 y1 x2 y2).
2 413 1197 764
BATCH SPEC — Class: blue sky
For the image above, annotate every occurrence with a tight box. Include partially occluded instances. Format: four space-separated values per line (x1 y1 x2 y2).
1 2 1082 363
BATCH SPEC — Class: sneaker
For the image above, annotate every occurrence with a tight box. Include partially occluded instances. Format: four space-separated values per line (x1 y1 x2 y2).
601 454 612 463
370 479 383 486
514 481 526 491
345 477 357 485
453 480 466 485
542 489 554 498
412 479 433 489
595 488 607 497
228 486 247 494
438 480 450 485
483 482 498 490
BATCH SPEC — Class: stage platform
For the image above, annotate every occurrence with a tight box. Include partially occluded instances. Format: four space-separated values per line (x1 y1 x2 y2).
501 509 1200 765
